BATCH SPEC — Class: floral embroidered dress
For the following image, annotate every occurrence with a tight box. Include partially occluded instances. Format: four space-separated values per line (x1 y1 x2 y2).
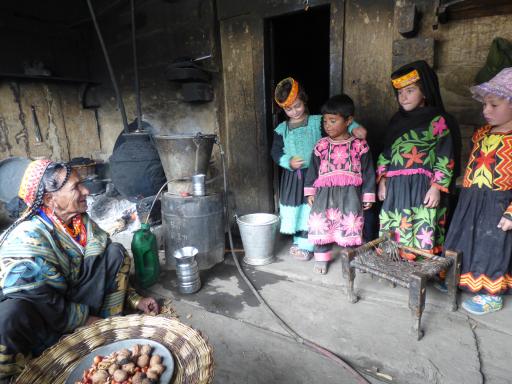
304 136 375 246
377 115 454 253
445 126 512 294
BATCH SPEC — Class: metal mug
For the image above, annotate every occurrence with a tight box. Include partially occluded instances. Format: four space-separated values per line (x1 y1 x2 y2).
191 174 206 196
173 246 201 294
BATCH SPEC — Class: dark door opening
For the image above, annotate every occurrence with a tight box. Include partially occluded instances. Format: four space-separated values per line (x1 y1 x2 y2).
265 5 331 212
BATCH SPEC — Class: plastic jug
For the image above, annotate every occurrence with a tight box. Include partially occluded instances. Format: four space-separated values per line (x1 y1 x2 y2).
131 223 160 288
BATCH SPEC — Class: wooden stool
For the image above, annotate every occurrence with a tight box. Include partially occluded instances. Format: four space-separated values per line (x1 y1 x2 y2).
340 233 461 340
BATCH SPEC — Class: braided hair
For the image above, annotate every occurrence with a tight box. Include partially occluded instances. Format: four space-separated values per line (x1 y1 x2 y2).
0 162 71 247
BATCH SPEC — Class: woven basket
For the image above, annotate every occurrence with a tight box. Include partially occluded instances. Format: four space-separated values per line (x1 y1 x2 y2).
15 314 214 384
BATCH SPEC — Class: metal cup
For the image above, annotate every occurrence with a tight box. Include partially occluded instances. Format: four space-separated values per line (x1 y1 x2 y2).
173 246 201 294
191 174 206 196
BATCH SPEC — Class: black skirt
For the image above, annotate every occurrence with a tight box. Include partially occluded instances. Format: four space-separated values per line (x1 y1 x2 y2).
444 186 512 295
278 168 310 234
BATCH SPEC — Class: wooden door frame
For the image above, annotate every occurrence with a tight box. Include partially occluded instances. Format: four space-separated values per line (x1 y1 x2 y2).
217 0 345 215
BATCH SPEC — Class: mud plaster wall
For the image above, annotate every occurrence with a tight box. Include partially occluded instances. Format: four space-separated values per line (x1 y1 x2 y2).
343 0 396 157
87 0 221 161
0 24 99 162
344 0 512 169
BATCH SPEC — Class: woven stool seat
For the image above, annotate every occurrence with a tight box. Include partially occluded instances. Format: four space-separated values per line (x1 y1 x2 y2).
341 233 461 340
351 247 453 288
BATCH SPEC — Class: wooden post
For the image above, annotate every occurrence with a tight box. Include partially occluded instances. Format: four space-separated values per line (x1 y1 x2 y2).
340 249 358 304
408 272 426 340
445 249 462 312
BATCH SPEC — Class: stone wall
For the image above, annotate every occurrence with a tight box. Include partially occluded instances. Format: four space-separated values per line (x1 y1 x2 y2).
0 15 98 162
87 0 221 158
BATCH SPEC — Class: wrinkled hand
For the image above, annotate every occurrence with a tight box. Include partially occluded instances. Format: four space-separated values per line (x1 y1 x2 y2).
423 186 441 208
377 178 387 201
352 126 367 140
497 217 512 231
85 315 102 326
363 202 373 210
290 156 304 170
137 297 160 315
307 195 315 207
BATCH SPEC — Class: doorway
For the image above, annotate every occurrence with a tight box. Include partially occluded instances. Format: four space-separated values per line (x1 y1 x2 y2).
265 5 331 212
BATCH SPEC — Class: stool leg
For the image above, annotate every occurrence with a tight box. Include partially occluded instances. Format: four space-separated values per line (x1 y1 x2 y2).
445 249 462 311
340 249 358 303
409 272 426 340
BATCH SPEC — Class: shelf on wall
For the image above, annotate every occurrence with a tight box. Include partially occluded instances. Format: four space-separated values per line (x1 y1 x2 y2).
437 0 512 24
0 72 99 85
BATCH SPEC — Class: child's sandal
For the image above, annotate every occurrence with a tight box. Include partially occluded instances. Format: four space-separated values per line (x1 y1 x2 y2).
294 249 313 261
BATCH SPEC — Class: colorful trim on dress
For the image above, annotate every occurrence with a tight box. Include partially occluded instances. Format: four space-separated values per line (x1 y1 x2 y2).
385 168 433 179
279 203 310 234
460 272 512 295
42 207 87 247
314 251 333 261
313 172 363 188
304 187 316 196
362 193 376 203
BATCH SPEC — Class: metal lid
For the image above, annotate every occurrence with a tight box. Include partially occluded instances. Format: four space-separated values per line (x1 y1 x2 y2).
0 157 31 203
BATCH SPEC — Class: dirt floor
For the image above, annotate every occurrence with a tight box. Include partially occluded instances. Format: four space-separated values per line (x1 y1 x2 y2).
140 234 511 384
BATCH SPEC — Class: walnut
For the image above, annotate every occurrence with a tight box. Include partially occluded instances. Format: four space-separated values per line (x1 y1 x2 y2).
112 369 128 382
149 354 162 366
137 354 150 368
107 363 119 376
131 371 146 384
91 369 109 384
140 344 153 355
146 369 159 380
149 364 165 375
121 362 136 374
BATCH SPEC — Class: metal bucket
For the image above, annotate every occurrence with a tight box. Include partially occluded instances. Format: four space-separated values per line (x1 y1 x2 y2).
173 246 201 294
153 133 216 182
162 192 225 270
236 213 279 266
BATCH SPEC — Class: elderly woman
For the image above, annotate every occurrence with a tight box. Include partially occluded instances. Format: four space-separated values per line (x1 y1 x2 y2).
0 159 159 380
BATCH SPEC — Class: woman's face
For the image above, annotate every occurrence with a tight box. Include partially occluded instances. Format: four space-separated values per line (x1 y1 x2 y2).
45 170 89 222
283 98 306 122
397 83 425 111
482 95 512 128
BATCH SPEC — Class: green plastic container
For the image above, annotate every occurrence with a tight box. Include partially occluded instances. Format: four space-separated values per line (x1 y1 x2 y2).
131 223 160 288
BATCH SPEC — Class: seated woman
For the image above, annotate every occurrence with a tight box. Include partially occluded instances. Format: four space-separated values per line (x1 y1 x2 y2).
0 159 159 381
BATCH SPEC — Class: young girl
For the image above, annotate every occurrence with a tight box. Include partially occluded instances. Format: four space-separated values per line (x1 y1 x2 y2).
271 78 366 261
304 94 375 274
444 68 512 315
377 61 458 258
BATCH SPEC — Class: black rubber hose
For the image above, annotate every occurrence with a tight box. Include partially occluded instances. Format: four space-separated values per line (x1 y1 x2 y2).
216 140 370 384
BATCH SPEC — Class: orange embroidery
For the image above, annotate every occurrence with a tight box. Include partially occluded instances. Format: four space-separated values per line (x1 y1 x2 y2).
402 146 425 168
391 69 420 89
460 273 512 295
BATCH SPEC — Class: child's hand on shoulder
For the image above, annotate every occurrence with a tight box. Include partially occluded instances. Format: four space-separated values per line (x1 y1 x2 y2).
363 202 372 210
497 216 512 231
290 156 304 170
352 126 367 140
307 195 315 206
